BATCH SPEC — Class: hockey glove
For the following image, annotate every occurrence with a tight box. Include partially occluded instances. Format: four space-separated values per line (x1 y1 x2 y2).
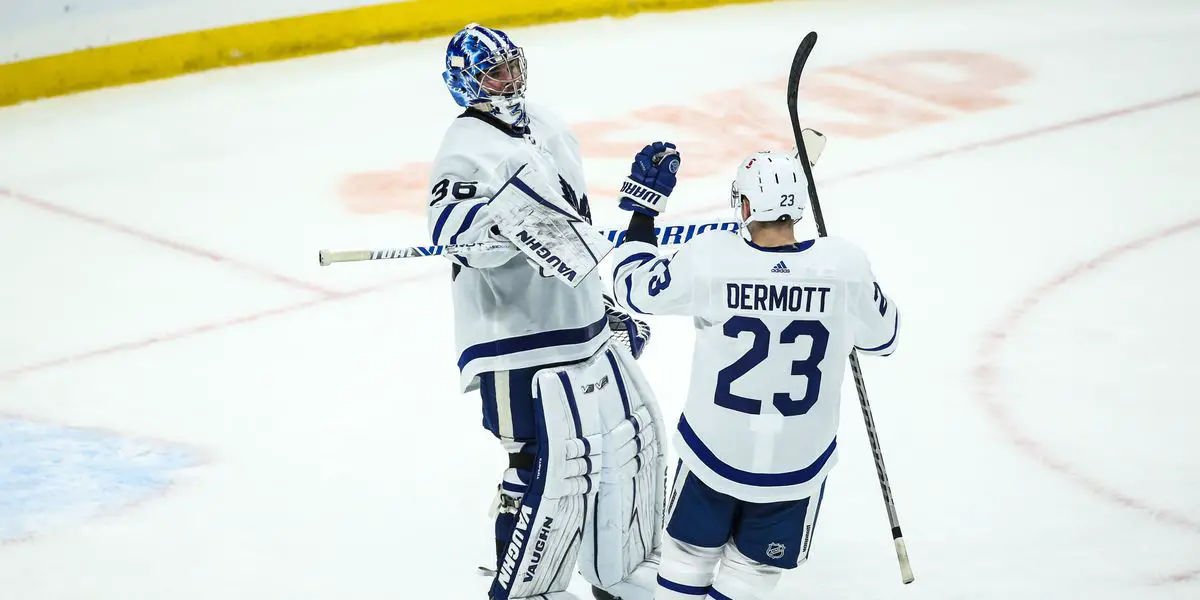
489 162 614 288
604 294 651 359
618 141 681 217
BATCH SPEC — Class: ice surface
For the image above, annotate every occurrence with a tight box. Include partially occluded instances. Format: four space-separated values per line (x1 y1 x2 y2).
1 0 1197 597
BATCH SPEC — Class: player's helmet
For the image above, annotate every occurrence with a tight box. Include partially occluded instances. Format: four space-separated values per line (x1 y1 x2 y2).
442 23 529 128
730 150 806 226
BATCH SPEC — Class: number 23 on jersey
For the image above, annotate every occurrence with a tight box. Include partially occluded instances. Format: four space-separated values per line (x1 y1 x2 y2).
714 317 829 417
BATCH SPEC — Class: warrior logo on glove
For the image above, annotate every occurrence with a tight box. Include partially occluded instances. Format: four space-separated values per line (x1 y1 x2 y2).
619 181 664 208
618 142 682 217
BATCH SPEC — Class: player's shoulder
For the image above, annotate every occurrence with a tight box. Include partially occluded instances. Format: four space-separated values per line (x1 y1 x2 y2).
659 226 738 266
810 235 866 255
808 235 874 273
525 101 569 133
432 111 517 174
684 226 743 253
437 110 517 147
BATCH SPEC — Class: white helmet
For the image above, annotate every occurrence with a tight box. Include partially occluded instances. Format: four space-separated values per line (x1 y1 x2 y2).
730 150 806 226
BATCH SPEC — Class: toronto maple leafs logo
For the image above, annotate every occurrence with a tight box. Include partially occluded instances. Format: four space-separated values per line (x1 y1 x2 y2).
559 175 591 224
531 175 591 280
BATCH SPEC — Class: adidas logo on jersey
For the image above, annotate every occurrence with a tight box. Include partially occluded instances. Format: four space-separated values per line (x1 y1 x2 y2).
771 261 790 274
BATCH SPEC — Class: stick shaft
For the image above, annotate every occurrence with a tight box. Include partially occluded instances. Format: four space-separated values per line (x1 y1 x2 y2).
319 241 510 266
317 219 741 266
788 31 914 585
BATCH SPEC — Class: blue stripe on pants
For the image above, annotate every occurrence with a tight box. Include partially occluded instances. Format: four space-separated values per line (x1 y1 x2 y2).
657 574 709 597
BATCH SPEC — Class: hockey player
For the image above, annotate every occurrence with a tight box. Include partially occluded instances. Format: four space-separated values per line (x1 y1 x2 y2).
611 146 901 599
429 23 669 600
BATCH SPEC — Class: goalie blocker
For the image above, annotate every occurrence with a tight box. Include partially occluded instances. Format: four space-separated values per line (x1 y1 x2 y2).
490 340 667 600
489 161 615 289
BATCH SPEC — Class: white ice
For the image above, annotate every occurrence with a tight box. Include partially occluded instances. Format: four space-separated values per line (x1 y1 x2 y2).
1 0 1198 597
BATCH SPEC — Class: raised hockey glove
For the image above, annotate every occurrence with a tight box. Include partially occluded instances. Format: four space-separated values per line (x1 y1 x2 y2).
618 141 681 217
604 294 651 359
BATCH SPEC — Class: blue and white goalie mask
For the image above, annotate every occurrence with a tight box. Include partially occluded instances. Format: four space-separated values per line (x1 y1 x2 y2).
442 23 529 128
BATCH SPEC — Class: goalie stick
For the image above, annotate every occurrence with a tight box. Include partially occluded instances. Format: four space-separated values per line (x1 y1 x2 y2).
317 218 741 266
788 31 915 585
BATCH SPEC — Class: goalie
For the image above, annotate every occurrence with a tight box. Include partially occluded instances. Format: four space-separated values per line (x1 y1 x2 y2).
428 23 669 600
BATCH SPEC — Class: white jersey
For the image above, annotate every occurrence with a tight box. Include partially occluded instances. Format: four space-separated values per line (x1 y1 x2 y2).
613 230 900 502
428 103 610 391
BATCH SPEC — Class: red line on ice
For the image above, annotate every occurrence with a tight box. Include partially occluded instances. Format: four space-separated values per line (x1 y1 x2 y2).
0 276 416 382
1156 567 1200 585
973 217 1200 582
0 187 338 297
1 89 1197 383
825 89 1200 183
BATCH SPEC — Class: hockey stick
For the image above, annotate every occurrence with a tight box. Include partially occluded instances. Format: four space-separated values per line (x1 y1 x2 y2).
788 32 915 585
317 218 741 266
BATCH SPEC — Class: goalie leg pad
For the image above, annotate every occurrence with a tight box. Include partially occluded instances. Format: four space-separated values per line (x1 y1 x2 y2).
490 360 603 600
491 343 666 600
491 440 533 567
578 343 668 600
482 365 563 571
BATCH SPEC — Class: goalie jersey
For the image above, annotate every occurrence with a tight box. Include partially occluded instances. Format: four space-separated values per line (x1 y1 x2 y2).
613 230 900 503
428 103 610 392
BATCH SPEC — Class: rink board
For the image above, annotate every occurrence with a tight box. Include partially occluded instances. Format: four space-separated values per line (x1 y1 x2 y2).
0 0 774 107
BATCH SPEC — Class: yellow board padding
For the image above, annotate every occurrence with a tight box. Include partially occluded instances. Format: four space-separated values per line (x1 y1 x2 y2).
0 0 776 107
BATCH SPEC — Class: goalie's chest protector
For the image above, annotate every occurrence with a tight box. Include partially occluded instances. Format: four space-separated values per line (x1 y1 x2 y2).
439 105 609 392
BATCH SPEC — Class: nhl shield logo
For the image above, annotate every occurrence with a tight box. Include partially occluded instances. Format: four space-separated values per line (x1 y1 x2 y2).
766 542 786 560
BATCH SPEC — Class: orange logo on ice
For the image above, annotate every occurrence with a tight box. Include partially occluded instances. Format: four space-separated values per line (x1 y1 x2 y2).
340 50 1030 215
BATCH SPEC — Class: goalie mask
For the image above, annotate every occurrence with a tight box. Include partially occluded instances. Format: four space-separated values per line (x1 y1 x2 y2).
730 150 806 227
442 23 529 129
